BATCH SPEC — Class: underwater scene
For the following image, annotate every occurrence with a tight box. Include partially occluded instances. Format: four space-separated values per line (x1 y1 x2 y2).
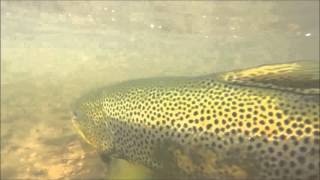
1 1 319 180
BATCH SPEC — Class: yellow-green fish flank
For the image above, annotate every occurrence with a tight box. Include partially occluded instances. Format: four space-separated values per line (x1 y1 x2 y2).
72 61 320 180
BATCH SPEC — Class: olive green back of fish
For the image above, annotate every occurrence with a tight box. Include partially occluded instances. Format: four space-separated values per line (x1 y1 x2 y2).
73 61 319 180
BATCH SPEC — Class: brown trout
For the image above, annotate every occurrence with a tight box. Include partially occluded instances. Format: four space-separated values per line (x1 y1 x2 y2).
72 61 319 180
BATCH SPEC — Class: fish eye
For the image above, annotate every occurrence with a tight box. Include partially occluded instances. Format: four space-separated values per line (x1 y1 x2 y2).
73 111 78 117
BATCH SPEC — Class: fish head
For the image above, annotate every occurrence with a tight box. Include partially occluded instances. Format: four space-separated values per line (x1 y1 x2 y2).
71 98 115 154
71 108 95 146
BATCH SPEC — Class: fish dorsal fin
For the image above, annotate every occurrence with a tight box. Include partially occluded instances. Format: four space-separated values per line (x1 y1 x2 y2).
218 61 319 95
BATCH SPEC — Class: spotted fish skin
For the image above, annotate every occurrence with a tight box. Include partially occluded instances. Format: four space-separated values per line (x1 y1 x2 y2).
72 61 320 180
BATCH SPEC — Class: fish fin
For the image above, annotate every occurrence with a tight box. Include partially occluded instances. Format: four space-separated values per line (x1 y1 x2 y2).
218 60 319 94
99 152 113 164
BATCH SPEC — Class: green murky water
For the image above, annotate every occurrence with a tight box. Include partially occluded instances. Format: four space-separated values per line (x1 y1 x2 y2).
1 1 319 179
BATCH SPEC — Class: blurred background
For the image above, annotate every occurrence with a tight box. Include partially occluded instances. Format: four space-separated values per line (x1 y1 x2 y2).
1 1 319 179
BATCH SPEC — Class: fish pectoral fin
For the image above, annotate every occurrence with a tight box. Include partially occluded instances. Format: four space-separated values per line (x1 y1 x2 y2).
99 151 113 164
219 60 319 94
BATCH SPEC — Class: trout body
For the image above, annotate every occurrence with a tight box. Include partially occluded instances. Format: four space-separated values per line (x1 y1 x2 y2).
73 61 319 180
